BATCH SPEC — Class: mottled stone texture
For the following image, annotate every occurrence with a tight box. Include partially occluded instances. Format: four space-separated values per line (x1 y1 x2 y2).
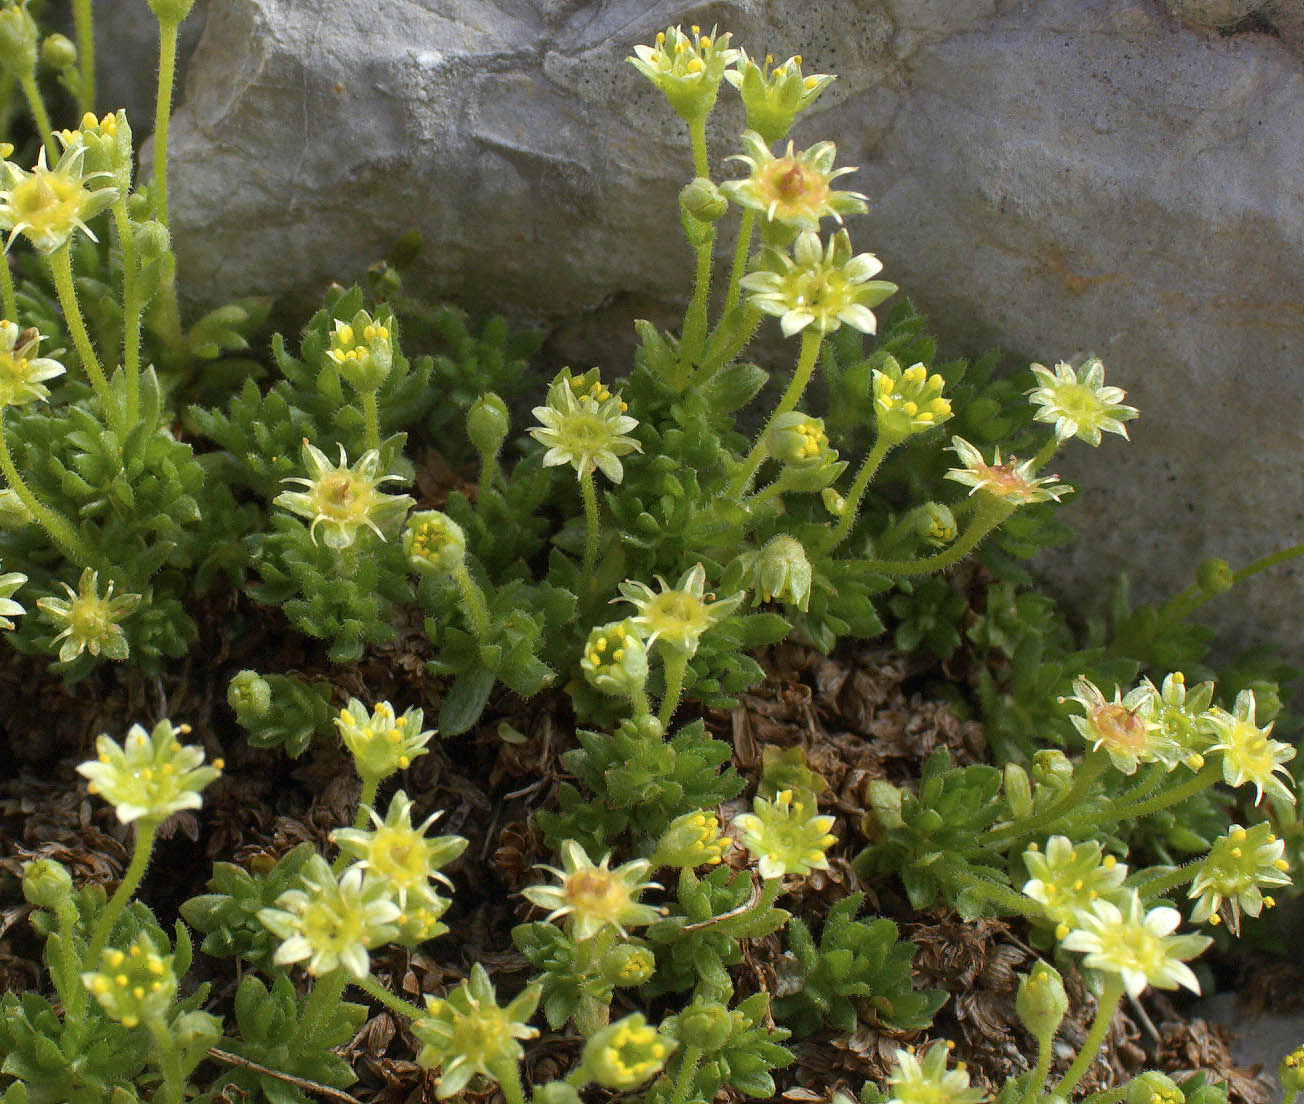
115 0 1304 657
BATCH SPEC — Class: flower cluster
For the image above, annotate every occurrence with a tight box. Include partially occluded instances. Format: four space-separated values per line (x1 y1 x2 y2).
82 934 177 1029
873 363 952 442
724 50 835 142
1022 836 1127 937
327 309 394 392
628 25 740 122
335 697 435 782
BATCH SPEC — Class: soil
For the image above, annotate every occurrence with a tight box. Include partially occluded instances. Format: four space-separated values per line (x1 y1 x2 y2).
0 578 1284 1104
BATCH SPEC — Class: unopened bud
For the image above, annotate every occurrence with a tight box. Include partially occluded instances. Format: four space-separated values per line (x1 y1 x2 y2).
752 535 812 611
1195 558 1233 596
1126 1072 1183 1104
680 177 728 223
23 858 72 908
40 32 76 71
0 1 38 78
864 778 905 831
581 1013 672 1090
599 943 656 988
227 670 272 722
467 392 510 456
1016 961 1067 1042
1280 1045 1304 1096
134 219 171 260
1032 749 1074 789
679 1000 732 1051
145 0 197 23
1004 763 1034 820
403 511 465 576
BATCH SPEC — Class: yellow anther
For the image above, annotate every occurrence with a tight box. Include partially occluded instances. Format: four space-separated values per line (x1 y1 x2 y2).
395 716 407 727
685 57 704 74
133 986 145 999
213 758 225 770
1231 847 1242 859
804 76 819 89
170 741 182 753
1054 923 1070 940
612 648 625 661
1073 879 1084 891
1230 827 1248 842
916 412 934 423
108 950 125 968
398 756 410 769
92 976 110 994
151 980 163 992
98 752 109 763
1209 912 1221 925
699 36 711 49
1103 854 1117 868
1275 859 1290 871
115 974 129 987
1265 895 1276 908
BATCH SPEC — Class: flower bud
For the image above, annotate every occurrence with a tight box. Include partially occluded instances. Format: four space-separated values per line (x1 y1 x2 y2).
1280 1045 1304 1097
652 810 730 870
908 501 957 547
0 1 38 79
724 51 836 144
680 177 728 223
765 411 828 465
135 218 171 260
580 619 648 699
1032 749 1074 790
467 392 510 456
403 511 466 576
40 32 76 71
821 487 846 517
227 669 272 721
599 943 657 988
582 1013 672 1089
82 935 178 1029
1126 1072 1184 1104
873 361 952 442
146 0 197 23
0 487 31 528
533 1085 582 1104
22 858 72 908
327 310 394 393
126 190 152 220
1015 961 1067 1042
752 535 812 611
1004 763 1034 820
1195 558 1233 596
864 778 905 830
678 1000 732 1051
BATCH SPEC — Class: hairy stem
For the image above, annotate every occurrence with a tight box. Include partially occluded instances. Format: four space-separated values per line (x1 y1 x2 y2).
849 494 1013 577
727 327 822 498
454 562 492 640
0 254 16 321
580 468 600 593
86 818 158 968
824 434 896 551
1130 860 1199 903
72 0 96 115
679 227 716 378
360 389 380 453
720 208 755 319
981 750 1110 850
1054 975 1125 1097
18 72 56 160
353 973 425 1022
48 244 115 423
1057 760 1221 838
111 201 142 425
0 413 91 565
147 1014 185 1104
658 649 690 728
153 19 179 225
688 116 708 179
935 857 1049 921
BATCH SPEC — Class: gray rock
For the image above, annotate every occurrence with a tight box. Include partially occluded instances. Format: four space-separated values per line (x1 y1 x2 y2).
120 0 1304 660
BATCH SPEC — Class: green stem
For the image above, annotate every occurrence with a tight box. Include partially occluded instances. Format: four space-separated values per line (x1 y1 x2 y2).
679 227 716 377
935 857 1050 921
17 72 56 161
352 973 425 1022
290 968 348 1052
1054 975 1125 1097
490 1058 528 1104
54 897 86 1021
454 561 492 640
48 244 115 423
658 649 690 728
0 253 16 321
630 682 652 721
980 750 1110 849
111 201 141 426
360 389 380 452
332 773 381 875
694 304 762 385
1130 861 1199 903
851 494 1013 577
146 1014 185 1104
720 208 755 319
476 451 501 517
1019 1030 1056 1104
86 819 158 968
1057 760 1221 838
727 327 822 498
580 468 600 592
1161 542 1304 625
1080 1088 1130 1104
72 0 95 116
1030 435 1060 474
153 19 179 226
1234 541 1304 583
670 1043 703 1104
0 414 91 565
825 434 896 551
688 116 708 178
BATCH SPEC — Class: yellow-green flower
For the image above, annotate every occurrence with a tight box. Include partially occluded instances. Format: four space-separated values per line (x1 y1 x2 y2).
37 567 141 663
326 308 393 392
1206 689 1296 805
1061 891 1211 998
764 411 829 464
873 362 952 442
1021 836 1127 936
413 964 541 1098
1188 822 1290 933
945 437 1069 506
651 810 731 870
742 228 896 338
82 934 176 1029
628 25 740 122
331 789 467 911
723 50 835 143
751 534 813 611
885 1041 988 1104
76 718 221 825
618 562 743 657
1141 671 1216 769
722 130 866 228
523 839 662 941
275 440 412 549
580 1013 673 1090
1028 357 1137 445
0 559 24 629
1062 676 1175 774
0 321 65 407
57 110 134 194
529 374 641 483
734 788 836 880
258 854 399 979
0 144 116 254
336 697 435 782
580 619 649 698
403 510 466 576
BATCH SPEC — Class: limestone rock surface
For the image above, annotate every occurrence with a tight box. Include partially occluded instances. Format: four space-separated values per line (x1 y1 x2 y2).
114 0 1304 657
